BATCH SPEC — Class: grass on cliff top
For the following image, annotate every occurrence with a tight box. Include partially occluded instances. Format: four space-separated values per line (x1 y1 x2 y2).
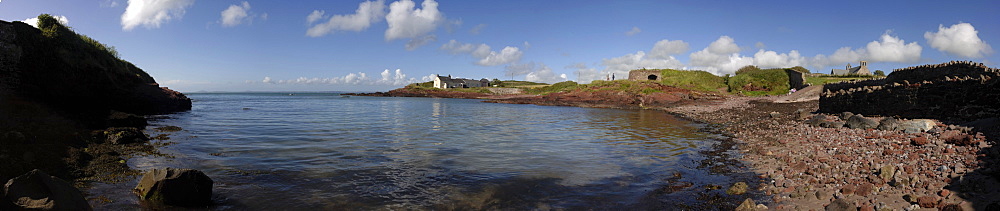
728 68 790 96
524 81 579 95
655 69 727 92
15 14 155 85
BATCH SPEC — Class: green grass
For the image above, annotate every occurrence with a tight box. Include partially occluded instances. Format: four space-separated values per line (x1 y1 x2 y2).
497 80 548 88
656 69 727 92
728 68 790 96
581 80 664 94
524 81 579 94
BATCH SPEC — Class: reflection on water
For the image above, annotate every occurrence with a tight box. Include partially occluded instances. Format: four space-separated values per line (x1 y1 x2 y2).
86 93 738 209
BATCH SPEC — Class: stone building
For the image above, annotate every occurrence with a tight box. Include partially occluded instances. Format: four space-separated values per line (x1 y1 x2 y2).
433 75 490 89
628 70 662 81
831 61 872 75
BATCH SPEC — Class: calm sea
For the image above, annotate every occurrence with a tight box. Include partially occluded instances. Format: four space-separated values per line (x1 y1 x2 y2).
87 93 752 210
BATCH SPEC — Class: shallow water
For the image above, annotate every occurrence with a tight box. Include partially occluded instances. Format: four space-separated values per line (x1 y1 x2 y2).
87 93 751 210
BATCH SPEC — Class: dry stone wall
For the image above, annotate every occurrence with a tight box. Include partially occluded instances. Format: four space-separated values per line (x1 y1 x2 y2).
628 70 661 81
0 21 21 96
819 61 999 121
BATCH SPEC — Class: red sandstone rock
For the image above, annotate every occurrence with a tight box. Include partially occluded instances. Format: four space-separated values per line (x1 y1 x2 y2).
939 189 950 197
856 183 874 197
841 184 856 195
917 196 939 208
911 136 930 146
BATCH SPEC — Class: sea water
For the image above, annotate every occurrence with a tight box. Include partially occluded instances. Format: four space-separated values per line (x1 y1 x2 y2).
87 93 751 209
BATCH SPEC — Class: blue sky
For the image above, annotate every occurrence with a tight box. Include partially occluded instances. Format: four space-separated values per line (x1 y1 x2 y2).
1 0 997 92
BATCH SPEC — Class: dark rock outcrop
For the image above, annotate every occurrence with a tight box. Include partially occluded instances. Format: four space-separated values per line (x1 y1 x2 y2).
102 127 148 144
845 114 878 129
820 61 999 121
2 169 91 211
0 19 191 129
134 168 213 207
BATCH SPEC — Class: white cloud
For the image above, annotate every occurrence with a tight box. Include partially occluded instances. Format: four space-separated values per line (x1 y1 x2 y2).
649 39 690 59
523 41 531 48
469 23 486 35
405 35 437 50
262 69 430 86
573 39 688 83
625 26 641 36
306 0 387 37
810 32 922 67
220 1 251 27
440 40 523 66
925 23 993 58
101 0 121 8
306 10 324 24
506 63 567 84
752 49 806 68
755 42 766 49
22 15 69 28
477 46 523 66
525 64 567 84
385 0 443 41
121 0 194 31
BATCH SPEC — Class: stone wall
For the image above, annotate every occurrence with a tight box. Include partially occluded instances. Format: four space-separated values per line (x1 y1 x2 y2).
786 69 805 89
0 21 21 96
486 88 522 95
819 61 999 121
628 70 661 81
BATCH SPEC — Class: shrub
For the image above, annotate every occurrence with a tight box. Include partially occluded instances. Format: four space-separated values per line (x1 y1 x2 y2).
735 65 761 75
657 69 727 92
728 68 790 96
873 70 885 76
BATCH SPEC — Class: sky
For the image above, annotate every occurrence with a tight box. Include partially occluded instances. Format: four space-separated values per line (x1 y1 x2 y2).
1 0 998 92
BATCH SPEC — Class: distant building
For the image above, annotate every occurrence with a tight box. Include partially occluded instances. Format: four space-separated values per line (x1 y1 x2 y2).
831 61 872 75
433 75 490 89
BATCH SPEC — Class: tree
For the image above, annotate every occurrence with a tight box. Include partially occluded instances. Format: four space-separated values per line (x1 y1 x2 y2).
491 79 502 87
873 70 886 76
736 65 760 75
790 66 811 74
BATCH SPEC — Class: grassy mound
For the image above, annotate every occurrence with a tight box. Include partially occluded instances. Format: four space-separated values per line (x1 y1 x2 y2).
657 69 727 92
728 68 790 96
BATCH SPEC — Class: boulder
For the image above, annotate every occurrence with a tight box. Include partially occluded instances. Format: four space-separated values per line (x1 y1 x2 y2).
104 127 148 144
735 198 758 211
900 119 936 133
876 117 902 131
726 182 748 195
826 198 854 211
911 136 930 146
806 114 832 127
940 130 978 146
2 169 92 211
879 166 896 182
795 109 811 120
106 111 147 128
819 121 846 128
134 168 213 206
769 112 781 118
846 114 879 129
916 195 939 208
838 112 854 120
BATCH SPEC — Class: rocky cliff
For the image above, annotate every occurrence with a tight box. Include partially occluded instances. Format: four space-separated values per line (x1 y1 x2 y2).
1 18 190 127
819 61 999 121
0 16 191 185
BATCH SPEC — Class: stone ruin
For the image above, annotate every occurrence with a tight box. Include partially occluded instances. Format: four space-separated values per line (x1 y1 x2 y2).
819 61 999 121
628 70 662 81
